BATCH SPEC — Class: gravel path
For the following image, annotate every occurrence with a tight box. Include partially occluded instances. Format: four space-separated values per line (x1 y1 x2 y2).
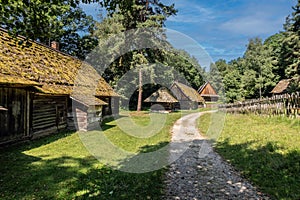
164 112 270 200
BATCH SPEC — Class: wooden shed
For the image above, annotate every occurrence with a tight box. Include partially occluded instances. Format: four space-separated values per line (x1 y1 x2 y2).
197 82 219 102
270 79 291 95
144 87 178 111
170 82 204 110
0 28 119 144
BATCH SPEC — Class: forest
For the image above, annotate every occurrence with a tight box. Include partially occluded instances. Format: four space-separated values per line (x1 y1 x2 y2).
1 0 299 104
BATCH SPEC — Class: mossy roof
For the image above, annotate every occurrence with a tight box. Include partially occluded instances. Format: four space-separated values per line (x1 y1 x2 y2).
0 28 118 97
144 87 178 103
172 82 205 103
0 74 41 86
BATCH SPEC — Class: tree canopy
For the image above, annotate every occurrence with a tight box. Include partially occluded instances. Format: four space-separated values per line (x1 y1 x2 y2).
1 0 298 105
214 0 300 103
0 0 98 59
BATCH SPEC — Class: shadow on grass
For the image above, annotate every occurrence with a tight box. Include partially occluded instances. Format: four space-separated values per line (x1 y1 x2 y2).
99 115 128 131
0 131 75 152
215 139 300 200
0 134 170 200
73 141 170 200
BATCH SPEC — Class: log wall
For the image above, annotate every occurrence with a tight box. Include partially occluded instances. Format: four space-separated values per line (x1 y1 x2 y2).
32 94 68 136
0 87 28 142
219 92 300 118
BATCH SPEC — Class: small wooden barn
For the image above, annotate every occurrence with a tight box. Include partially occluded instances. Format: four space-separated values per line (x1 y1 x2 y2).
144 87 178 111
170 82 204 110
270 79 291 95
197 82 219 102
0 28 119 144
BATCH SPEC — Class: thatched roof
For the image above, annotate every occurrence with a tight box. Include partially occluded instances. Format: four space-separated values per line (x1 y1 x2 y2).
0 28 118 97
144 87 178 103
171 82 205 103
0 74 42 87
271 79 291 94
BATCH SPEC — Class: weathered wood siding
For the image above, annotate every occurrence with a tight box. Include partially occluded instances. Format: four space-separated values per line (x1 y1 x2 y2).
68 99 104 131
111 97 120 116
32 94 68 136
0 87 28 143
68 100 88 131
87 105 102 130
199 83 217 96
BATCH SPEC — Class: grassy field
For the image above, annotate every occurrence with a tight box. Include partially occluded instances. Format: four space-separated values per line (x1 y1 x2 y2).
0 111 182 200
198 112 300 200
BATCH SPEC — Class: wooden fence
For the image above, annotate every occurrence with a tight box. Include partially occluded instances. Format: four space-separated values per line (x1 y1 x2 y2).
219 92 300 118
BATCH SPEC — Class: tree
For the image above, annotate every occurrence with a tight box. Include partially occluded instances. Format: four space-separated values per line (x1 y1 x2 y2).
279 0 300 90
0 0 98 59
95 0 177 111
52 7 99 59
220 0 300 101
223 68 242 102
241 38 278 99
101 0 177 28
162 49 205 89
264 32 286 80
206 62 224 97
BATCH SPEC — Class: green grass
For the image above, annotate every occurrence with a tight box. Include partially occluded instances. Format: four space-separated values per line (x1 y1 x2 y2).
198 112 300 200
0 111 182 200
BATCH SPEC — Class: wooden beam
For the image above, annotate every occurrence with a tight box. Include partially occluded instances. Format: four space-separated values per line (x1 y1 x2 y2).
0 106 8 111
26 91 30 136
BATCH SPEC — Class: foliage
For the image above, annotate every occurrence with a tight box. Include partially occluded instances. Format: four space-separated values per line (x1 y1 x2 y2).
279 0 300 90
92 0 178 110
92 1 205 109
101 0 177 28
161 49 206 89
0 0 98 59
217 1 300 102
264 32 286 79
223 67 242 102
198 112 300 199
214 38 278 103
241 38 278 99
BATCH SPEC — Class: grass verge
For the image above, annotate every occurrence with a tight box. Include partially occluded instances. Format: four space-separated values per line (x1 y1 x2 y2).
198 112 300 200
0 111 182 199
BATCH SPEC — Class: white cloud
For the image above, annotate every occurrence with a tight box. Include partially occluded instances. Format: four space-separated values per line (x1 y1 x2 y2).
220 17 282 35
168 2 215 23
217 1 290 36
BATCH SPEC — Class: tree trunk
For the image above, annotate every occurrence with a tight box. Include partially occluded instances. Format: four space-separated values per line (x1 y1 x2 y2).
137 67 143 111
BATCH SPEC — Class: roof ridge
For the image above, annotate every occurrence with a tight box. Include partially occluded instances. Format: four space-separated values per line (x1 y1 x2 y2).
197 82 208 93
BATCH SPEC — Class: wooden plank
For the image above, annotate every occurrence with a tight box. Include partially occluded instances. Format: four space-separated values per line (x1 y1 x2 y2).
33 116 57 124
33 113 56 120
33 122 56 131
25 90 30 136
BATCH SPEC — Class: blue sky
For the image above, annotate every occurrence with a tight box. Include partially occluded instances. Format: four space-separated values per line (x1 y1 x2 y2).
81 0 297 63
